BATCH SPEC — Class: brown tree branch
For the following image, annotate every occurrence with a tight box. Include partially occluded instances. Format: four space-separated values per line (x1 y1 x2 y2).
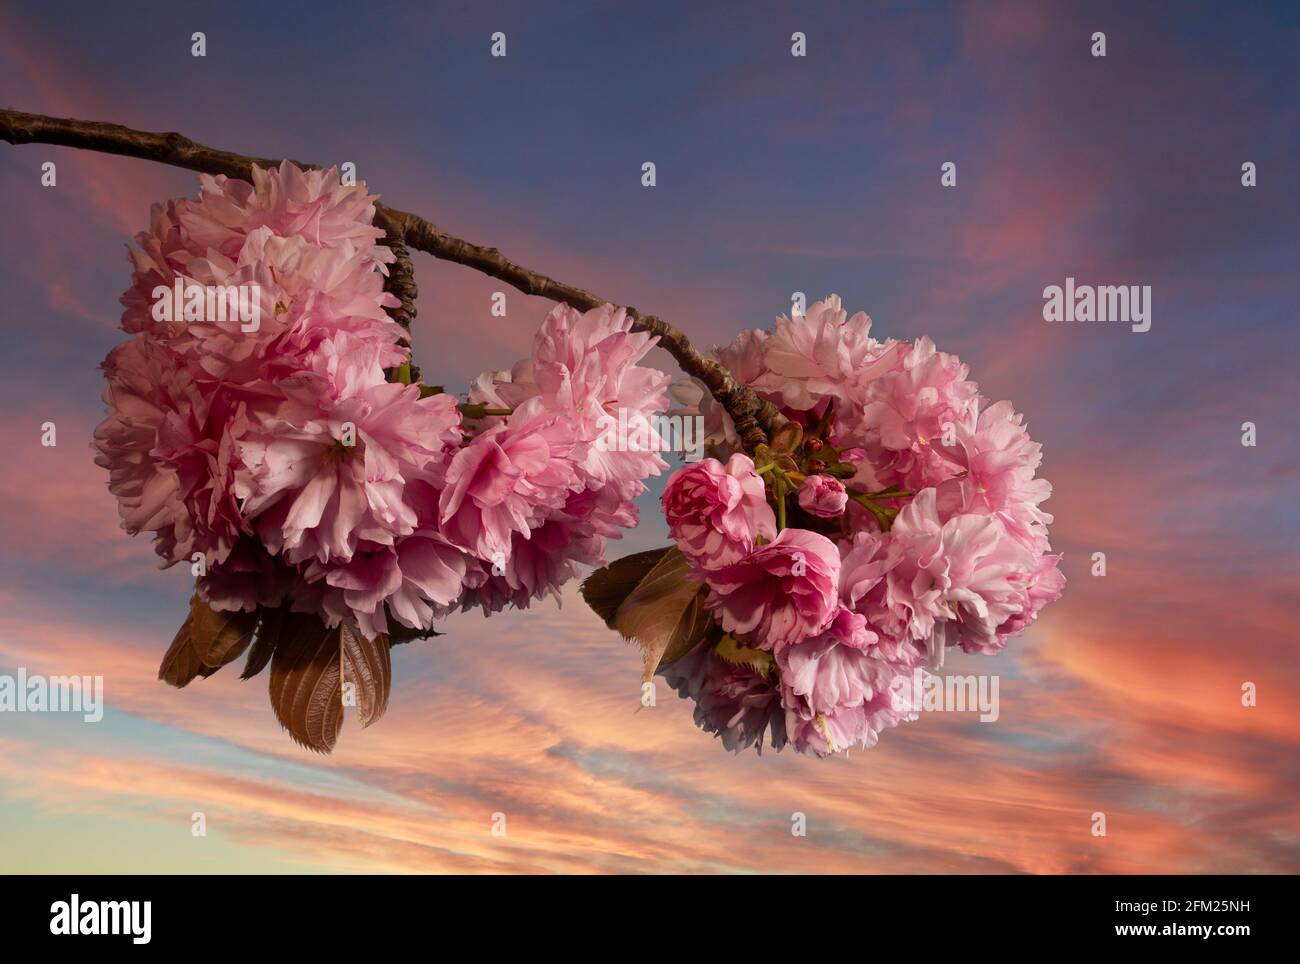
0 108 783 449
381 230 419 332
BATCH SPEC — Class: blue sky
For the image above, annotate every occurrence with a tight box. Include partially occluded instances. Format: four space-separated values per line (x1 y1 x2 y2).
0 0 1296 873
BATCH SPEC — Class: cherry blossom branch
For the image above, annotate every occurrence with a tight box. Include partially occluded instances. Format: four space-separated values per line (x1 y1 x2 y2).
0 108 783 450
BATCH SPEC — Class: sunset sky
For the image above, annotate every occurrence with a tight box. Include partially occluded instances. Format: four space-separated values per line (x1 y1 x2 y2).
1 0 1297 873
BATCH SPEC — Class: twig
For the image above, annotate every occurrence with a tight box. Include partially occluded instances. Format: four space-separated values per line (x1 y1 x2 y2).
381 230 418 332
0 108 784 450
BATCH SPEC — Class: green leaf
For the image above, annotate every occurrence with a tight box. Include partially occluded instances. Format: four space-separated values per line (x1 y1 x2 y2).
715 633 775 677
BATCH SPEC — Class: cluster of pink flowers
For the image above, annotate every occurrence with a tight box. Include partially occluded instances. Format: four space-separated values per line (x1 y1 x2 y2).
460 300 672 611
95 162 669 638
661 296 1064 755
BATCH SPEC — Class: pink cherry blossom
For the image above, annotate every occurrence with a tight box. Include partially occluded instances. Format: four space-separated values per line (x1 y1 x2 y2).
858 336 980 452
775 613 916 754
662 453 776 568
936 399 1055 553
797 474 848 518
886 489 1039 659
468 302 670 496
994 552 1066 643
438 397 583 563
750 295 900 412
101 168 1065 765
459 302 671 612
99 161 573 636
703 527 840 651
659 641 787 754
778 634 874 717
310 530 477 638
95 332 243 568
662 295 1062 755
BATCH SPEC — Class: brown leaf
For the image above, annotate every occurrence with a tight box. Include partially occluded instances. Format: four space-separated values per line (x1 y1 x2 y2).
241 605 286 680
768 419 804 457
159 610 204 688
341 623 391 728
268 613 339 753
159 594 259 688
580 547 672 628
611 546 714 681
268 613 392 753
188 595 259 668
